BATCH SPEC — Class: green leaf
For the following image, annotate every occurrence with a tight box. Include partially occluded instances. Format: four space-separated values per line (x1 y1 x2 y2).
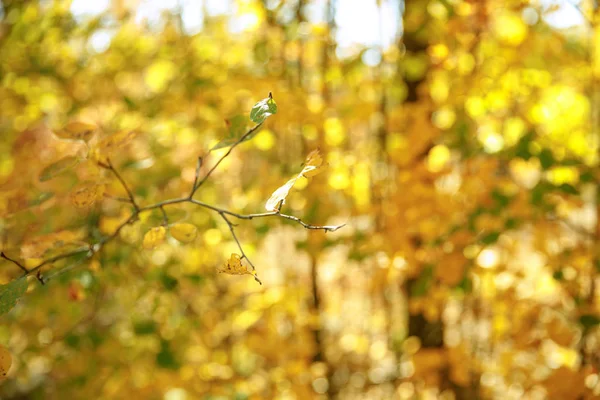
249 93 277 124
0 277 28 316
480 231 500 245
456 276 473 294
552 270 564 281
538 149 555 169
579 314 600 330
160 273 178 291
133 320 157 335
580 170 595 183
557 183 578 195
39 156 80 182
410 265 433 297
156 340 179 370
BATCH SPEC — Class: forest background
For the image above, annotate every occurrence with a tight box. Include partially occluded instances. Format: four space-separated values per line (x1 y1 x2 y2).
0 0 599 399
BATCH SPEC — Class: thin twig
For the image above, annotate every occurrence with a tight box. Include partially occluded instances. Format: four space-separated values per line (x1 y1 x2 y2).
190 123 263 196
7 121 343 287
1 251 29 274
159 206 169 226
1 251 45 284
190 156 203 197
220 212 262 285
103 193 133 204
16 196 343 283
99 159 139 211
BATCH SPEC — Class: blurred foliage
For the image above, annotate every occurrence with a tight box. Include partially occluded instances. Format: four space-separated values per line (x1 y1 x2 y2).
1 0 600 399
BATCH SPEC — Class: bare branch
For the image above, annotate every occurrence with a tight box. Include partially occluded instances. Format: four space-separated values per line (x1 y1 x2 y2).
103 193 133 204
159 206 169 226
220 212 262 285
1 251 29 274
15 143 342 288
190 123 263 197
99 158 139 211
190 156 203 197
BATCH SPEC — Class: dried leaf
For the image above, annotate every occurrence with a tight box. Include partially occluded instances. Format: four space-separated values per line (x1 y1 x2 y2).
143 226 167 249
250 93 278 124
70 183 104 208
54 121 97 142
265 177 298 212
0 278 28 316
299 148 324 178
169 223 198 243
218 253 253 276
39 156 80 182
265 149 324 211
0 345 11 379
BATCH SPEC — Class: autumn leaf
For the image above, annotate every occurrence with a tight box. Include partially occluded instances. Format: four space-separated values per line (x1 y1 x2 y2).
0 345 11 380
299 148 324 178
143 226 167 249
0 278 28 316
54 121 97 142
250 93 278 124
69 183 104 208
39 156 80 182
265 148 324 211
265 177 299 212
169 223 198 243
217 253 260 281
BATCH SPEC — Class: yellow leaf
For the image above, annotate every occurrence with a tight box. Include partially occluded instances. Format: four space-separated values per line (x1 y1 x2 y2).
0 345 11 380
170 223 198 243
69 183 104 208
265 149 324 211
218 253 253 276
300 148 324 178
54 121 97 142
143 226 166 249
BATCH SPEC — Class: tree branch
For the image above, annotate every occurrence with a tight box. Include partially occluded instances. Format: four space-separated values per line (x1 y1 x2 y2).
99 158 139 211
4 121 344 287
1 251 29 274
190 123 263 197
220 212 262 285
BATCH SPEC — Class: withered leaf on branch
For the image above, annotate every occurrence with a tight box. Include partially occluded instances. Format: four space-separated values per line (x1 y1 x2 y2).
265 148 325 211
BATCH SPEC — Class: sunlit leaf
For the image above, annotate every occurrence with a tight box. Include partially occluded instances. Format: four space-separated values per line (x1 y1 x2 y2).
54 121 97 142
0 278 28 316
70 183 104 208
0 345 11 379
218 253 254 277
265 149 324 211
143 226 167 249
300 148 325 178
265 177 298 212
250 93 277 124
169 223 198 243
39 156 80 182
